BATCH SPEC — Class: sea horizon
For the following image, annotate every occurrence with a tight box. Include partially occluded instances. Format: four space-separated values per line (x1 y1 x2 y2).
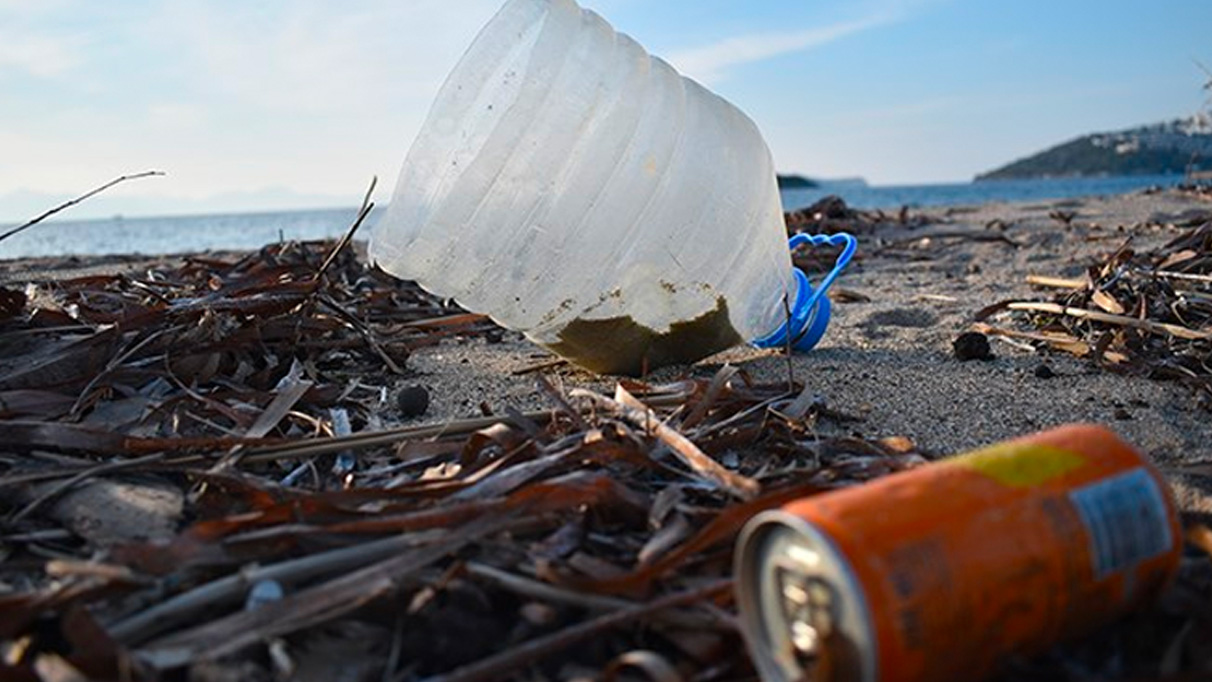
0 172 1193 260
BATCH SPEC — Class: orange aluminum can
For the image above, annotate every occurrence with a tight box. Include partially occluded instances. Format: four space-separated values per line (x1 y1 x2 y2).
735 423 1182 682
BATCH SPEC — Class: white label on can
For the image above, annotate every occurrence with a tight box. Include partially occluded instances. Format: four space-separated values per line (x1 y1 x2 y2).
1069 467 1173 579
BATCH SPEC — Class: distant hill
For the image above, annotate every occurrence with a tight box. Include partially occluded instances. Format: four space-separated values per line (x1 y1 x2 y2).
776 174 819 189
977 115 1212 181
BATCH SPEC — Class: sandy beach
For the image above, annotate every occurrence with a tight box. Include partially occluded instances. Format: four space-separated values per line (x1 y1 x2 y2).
5 188 1212 485
3 186 1211 680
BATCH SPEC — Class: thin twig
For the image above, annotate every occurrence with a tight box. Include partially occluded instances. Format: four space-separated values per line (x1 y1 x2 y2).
316 176 377 281
241 410 562 463
512 357 569 376
535 375 588 431
464 562 633 612
1141 268 1212 285
317 294 406 374
69 327 172 417
1006 301 1212 341
570 388 759 499
688 390 794 440
463 562 723 630
1026 274 1087 289
783 291 795 391
0 529 74 543
0 171 165 244
0 410 572 486
972 322 1130 363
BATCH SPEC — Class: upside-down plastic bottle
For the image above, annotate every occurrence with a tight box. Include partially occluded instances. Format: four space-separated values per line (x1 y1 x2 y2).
369 0 855 375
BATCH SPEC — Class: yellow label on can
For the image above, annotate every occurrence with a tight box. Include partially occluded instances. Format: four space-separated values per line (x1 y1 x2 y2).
954 442 1087 487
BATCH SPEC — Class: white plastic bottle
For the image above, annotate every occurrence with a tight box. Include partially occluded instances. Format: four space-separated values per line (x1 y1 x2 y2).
369 0 855 375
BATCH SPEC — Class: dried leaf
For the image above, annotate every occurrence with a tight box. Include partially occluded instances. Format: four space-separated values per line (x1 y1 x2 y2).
1091 289 1126 315
1160 248 1200 269
244 364 314 438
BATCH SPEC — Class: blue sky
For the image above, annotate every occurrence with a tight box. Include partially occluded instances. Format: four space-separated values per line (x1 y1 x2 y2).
1 0 1209 221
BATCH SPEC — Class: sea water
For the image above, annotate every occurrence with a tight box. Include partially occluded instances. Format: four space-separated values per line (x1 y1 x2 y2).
0 173 1189 260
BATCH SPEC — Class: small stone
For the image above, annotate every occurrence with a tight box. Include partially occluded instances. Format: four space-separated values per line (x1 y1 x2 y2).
1033 363 1056 379
484 329 505 344
952 332 993 361
397 385 430 418
1113 408 1133 421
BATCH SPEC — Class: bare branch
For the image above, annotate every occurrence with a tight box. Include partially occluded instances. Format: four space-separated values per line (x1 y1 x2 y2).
0 170 165 244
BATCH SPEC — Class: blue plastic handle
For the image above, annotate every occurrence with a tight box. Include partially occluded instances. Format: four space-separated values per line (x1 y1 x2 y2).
752 232 857 353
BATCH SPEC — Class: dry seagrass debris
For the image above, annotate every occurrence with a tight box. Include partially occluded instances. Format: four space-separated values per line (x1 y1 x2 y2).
1 207 1210 681
784 194 944 236
978 220 1212 410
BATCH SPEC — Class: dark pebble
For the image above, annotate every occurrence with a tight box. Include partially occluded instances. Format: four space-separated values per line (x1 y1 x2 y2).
1113 408 1133 421
1033 363 1056 379
397 385 430 418
953 332 993 361
484 329 505 344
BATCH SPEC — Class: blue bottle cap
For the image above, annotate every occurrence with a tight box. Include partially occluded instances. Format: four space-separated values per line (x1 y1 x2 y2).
753 232 857 353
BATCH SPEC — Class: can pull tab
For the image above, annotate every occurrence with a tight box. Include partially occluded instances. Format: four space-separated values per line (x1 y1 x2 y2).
775 547 862 682
754 232 857 353
777 568 839 661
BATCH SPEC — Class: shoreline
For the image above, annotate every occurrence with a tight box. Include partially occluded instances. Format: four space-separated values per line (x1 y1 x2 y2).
2 174 1201 262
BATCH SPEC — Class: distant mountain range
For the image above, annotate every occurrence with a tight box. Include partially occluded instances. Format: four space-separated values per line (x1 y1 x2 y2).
776 174 869 189
977 115 1212 181
776 174 818 189
0 186 359 224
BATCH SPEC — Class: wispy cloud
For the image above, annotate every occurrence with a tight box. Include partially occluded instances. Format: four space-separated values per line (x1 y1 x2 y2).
140 0 502 115
0 0 510 218
667 9 900 84
0 0 70 14
0 31 81 77
0 0 80 77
